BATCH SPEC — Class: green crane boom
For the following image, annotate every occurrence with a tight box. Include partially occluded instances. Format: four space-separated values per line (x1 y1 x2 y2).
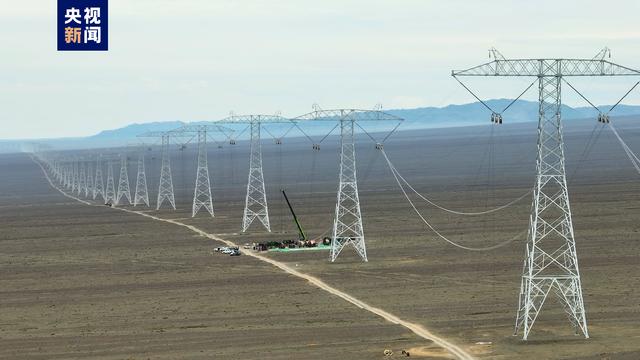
281 189 306 241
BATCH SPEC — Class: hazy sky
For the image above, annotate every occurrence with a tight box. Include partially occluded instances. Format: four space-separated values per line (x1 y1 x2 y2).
2 0 640 139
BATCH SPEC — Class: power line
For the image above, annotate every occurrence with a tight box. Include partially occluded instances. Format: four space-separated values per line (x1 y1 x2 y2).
383 147 526 251
381 149 532 216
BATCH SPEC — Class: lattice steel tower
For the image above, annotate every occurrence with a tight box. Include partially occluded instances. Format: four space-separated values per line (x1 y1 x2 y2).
217 114 291 232
159 124 231 217
94 155 105 200
192 127 214 217
333 118 366 261
134 150 149 207
453 48 640 340
78 161 87 196
157 134 176 210
116 155 132 205
243 120 270 231
295 109 403 262
105 159 116 204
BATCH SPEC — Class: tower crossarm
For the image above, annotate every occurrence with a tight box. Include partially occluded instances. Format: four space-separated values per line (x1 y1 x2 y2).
167 124 233 134
137 129 198 146
294 108 403 122
217 114 293 124
452 59 640 77
166 124 234 143
137 130 173 138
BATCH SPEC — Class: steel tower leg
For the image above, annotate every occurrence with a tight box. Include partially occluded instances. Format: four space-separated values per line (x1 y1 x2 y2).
192 128 214 217
94 156 105 200
157 134 176 210
242 121 270 232
105 160 116 204
116 155 132 205
331 118 367 262
514 76 588 340
134 151 150 207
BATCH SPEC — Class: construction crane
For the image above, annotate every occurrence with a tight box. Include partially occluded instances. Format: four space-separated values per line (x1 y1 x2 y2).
281 189 306 241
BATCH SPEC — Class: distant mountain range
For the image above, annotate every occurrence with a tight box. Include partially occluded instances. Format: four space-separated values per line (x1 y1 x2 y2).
2 99 640 152
387 98 640 130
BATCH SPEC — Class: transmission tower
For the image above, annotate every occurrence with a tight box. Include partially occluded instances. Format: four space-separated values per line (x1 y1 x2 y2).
192 128 214 216
157 134 176 209
137 129 215 211
334 119 365 261
160 124 231 217
94 155 105 200
453 48 640 340
116 154 132 205
134 150 150 207
105 159 116 204
217 114 292 232
243 120 270 231
295 109 403 262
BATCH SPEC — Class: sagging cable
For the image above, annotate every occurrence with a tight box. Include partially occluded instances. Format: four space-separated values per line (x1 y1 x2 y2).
382 148 526 251
381 149 532 216
609 123 640 174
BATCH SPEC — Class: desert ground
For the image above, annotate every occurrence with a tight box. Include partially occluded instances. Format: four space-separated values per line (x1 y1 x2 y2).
2 117 640 359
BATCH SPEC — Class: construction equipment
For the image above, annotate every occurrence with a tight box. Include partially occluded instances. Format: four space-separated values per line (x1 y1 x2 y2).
281 189 306 241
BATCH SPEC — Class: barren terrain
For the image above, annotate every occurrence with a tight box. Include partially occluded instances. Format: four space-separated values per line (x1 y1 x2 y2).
2 118 640 359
